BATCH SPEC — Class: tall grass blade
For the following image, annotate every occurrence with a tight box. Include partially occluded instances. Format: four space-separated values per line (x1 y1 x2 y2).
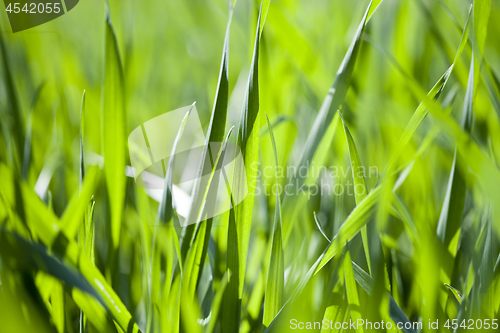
222 4 263 332
437 55 474 249
180 9 233 299
232 2 262 297
262 114 284 327
282 0 381 242
101 6 127 251
338 110 374 274
182 7 232 238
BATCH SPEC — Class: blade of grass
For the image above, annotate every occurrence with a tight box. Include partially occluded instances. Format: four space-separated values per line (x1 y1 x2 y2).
338 110 373 275
157 103 195 226
262 113 284 327
437 55 474 249
181 7 233 299
222 4 263 332
184 127 234 296
182 6 232 236
313 212 331 243
101 5 127 253
444 283 462 303
344 250 364 333
79 196 95 333
78 89 89 333
233 1 262 297
61 166 100 239
314 186 383 274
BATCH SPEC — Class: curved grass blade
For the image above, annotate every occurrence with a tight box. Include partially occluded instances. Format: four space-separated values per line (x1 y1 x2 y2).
233 2 262 297
314 186 383 274
338 110 373 274
338 111 367 205
313 212 331 243
222 5 263 333
259 115 294 137
157 103 195 225
444 283 462 304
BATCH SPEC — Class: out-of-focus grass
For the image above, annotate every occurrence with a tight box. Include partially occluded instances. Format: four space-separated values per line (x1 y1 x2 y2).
1 0 500 332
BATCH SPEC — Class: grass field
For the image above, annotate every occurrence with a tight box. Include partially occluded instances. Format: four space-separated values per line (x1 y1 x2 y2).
1 0 500 332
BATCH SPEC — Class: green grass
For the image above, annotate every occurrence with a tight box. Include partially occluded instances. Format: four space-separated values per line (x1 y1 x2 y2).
1 0 500 332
